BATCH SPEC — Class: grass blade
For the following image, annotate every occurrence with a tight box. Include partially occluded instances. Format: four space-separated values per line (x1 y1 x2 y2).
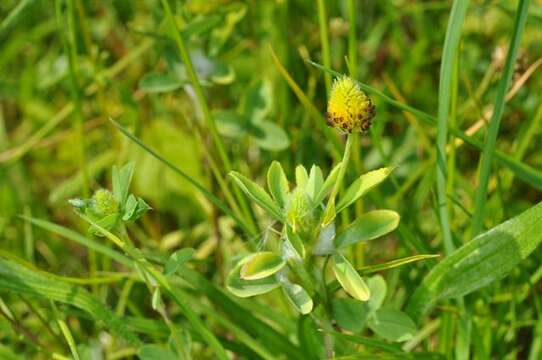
357 254 440 275
407 201 542 319
0 0 39 38
0 255 141 345
470 0 531 236
436 0 469 254
316 0 331 95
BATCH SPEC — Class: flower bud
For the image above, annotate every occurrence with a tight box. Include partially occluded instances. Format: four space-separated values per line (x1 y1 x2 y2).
89 189 119 218
326 76 375 133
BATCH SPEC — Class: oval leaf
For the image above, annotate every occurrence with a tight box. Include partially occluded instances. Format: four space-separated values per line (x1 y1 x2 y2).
240 252 286 280
331 298 369 333
367 275 387 313
337 167 394 213
281 282 313 314
367 308 417 342
250 121 290 151
229 171 283 220
215 110 249 138
226 257 280 298
332 253 371 301
334 210 400 249
138 72 184 93
407 201 542 319
295 165 309 189
267 161 289 209
306 165 324 201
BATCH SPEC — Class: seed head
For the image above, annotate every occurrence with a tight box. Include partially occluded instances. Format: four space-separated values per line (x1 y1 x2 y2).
326 76 375 133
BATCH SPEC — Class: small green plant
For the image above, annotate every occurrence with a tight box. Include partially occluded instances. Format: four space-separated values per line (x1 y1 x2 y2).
226 76 425 348
69 162 151 235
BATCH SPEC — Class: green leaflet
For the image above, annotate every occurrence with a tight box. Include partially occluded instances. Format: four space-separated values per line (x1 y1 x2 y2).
407 201 542 319
295 165 309 189
240 252 286 280
138 72 185 93
306 165 324 201
0 257 141 345
226 256 280 297
367 308 417 342
334 210 400 249
112 162 135 206
229 171 283 220
332 253 371 302
267 161 289 208
331 275 387 333
336 167 394 213
281 282 313 315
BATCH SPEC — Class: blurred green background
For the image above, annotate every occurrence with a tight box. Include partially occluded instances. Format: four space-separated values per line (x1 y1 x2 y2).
1 0 542 359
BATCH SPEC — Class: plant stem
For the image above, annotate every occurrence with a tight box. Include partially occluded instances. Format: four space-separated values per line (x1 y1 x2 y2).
317 133 355 356
347 0 365 266
317 0 332 96
319 255 334 358
347 0 358 79
323 134 354 225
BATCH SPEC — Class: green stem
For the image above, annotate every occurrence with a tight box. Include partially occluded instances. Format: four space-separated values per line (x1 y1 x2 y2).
317 0 332 96
471 0 530 237
347 0 358 79
323 134 354 225
347 0 365 266
319 255 334 358
436 0 469 255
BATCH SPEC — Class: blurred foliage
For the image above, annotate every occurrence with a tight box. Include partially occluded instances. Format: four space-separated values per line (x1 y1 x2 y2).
1 0 542 359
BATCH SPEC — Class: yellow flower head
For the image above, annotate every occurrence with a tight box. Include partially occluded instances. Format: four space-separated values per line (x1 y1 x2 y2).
326 76 375 133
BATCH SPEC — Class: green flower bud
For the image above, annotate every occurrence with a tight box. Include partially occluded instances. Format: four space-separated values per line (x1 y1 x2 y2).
89 189 119 218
